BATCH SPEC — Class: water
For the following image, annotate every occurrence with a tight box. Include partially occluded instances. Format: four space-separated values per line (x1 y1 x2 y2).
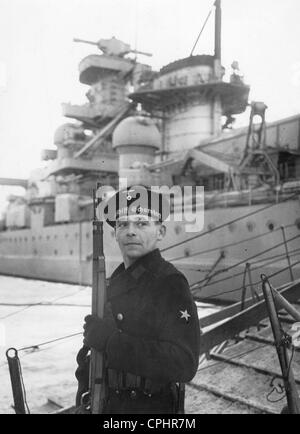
0 275 220 414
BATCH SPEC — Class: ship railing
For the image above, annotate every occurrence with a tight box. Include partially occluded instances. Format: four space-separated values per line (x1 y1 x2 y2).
186 230 300 305
163 192 300 304
171 184 300 213
186 246 300 294
192 259 300 307
188 232 300 290
169 222 297 262
163 191 300 257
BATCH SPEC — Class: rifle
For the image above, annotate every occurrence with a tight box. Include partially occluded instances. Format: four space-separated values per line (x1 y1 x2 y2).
82 187 107 413
176 383 185 414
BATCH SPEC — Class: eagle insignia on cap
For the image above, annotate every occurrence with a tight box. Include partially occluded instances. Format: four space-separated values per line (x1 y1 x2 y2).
126 190 134 201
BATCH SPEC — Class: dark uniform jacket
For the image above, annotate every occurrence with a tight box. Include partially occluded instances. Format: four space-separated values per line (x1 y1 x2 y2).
102 248 200 414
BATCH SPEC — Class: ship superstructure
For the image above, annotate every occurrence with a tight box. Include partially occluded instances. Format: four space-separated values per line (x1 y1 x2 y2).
0 1 299 302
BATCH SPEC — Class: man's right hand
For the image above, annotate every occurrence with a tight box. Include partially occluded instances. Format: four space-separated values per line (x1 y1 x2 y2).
75 346 90 407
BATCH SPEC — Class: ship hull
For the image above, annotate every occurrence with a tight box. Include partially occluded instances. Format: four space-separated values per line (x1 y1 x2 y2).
0 198 299 302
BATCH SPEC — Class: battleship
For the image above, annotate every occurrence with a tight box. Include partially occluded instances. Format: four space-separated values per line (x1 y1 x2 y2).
0 0 299 306
2 0 300 415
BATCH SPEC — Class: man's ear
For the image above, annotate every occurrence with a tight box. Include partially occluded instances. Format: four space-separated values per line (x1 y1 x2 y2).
157 224 166 241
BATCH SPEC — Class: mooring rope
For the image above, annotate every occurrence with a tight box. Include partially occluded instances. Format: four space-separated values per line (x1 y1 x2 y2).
161 192 299 254
169 222 296 263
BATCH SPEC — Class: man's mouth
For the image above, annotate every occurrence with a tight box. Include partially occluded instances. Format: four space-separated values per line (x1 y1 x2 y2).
124 242 141 246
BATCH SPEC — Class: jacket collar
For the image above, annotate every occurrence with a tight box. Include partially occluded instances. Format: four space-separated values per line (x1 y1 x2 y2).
112 248 163 279
108 249 164 299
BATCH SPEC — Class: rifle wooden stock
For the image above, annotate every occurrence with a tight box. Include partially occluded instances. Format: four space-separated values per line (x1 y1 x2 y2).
90 218 107 414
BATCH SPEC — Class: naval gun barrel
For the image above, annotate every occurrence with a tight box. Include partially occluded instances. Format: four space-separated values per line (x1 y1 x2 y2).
0 178 28 189
73 38 99 46
73 38 152 57
128 49 152 57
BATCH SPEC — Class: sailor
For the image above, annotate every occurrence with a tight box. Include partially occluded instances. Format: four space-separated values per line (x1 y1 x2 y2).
75 185 200 414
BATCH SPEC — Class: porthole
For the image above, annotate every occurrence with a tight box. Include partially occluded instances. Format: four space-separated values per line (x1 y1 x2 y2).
267 221 275 232
247 221 255 232
46 235 50 241
54 250 58 255
228 223 236 233
174 225 182 235
184 248 190 258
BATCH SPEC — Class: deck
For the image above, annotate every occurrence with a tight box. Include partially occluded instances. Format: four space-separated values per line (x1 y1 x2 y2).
185 283 300 414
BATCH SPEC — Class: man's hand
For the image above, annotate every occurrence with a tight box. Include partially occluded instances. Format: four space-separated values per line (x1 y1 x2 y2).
83 303 117 351
75 346 90 407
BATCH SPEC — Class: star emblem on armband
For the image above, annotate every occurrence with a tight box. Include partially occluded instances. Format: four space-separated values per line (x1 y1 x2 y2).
179 310 191 322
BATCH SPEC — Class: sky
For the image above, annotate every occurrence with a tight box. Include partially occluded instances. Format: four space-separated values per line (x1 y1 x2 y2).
0 0 300 210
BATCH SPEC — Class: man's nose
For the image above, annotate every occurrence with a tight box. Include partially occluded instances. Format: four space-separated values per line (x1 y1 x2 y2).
126 222 136 236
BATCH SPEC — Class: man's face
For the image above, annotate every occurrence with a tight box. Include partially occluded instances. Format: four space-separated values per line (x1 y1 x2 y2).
115 214 166 266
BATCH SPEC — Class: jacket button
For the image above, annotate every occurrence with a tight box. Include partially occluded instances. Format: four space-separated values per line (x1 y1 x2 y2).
130 390 137 400
117 313 123 321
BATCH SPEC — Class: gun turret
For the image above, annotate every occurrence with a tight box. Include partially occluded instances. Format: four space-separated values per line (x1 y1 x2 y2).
73 36 152 58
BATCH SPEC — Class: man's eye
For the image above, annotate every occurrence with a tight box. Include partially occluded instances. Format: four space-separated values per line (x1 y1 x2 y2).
117 222 128 229
136 221 148 228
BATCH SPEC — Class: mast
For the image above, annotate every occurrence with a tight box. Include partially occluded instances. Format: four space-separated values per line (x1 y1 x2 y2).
214 0 222 62
213 0 222 131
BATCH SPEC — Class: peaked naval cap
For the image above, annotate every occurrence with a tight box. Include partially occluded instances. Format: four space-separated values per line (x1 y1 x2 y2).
103 185 170 228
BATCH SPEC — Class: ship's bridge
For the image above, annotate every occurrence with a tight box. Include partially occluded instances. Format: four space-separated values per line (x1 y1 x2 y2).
129 55 249 116
130 55 250 153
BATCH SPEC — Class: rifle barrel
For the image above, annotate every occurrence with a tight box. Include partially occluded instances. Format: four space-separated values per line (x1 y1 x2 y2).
89 190 107 414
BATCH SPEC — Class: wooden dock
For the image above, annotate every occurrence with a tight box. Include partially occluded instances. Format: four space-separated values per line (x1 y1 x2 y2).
185 281 300 414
